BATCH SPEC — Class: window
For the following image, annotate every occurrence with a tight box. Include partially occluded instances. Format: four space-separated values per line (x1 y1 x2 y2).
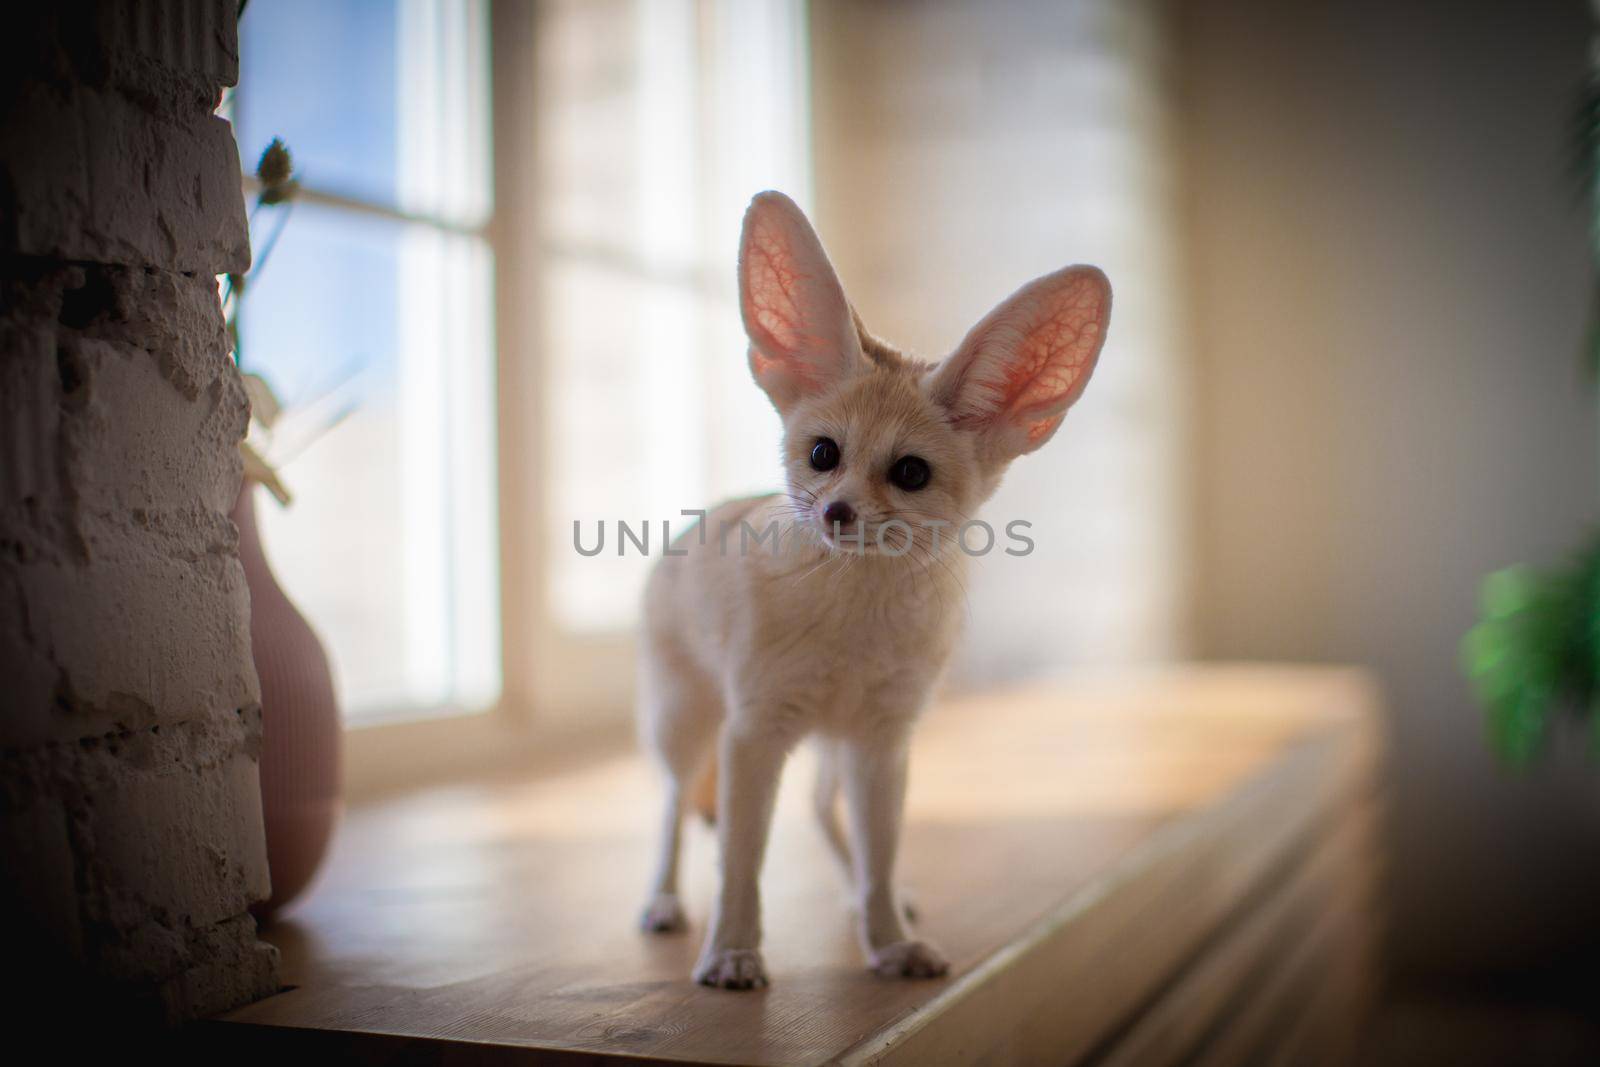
230 0 1174 738
232 0 499 723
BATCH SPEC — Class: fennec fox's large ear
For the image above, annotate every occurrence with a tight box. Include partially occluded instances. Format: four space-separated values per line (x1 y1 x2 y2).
738 191 864 415
929 265 1111 461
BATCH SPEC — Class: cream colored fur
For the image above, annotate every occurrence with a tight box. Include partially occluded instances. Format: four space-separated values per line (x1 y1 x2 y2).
638 191 1111 989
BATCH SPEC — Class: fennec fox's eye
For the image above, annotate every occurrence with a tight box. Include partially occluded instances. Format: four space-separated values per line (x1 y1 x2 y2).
888 455 931 492
810 437 841 472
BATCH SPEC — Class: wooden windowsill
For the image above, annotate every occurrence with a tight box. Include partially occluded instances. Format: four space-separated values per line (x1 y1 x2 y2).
205 665 1383 1065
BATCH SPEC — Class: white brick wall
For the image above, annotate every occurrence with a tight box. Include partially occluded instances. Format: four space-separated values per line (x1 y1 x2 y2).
0 1 277 1025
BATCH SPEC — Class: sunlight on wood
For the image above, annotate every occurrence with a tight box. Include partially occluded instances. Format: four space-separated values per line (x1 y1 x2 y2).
214 666 1380 1065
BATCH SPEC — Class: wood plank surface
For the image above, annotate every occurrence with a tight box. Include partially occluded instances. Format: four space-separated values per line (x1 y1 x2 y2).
1189 814 1379 1067
1088 802 1378 1067
210 666 1381 1065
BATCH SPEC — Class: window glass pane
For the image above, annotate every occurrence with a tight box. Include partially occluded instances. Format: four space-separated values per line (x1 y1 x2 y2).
237 0 491 226
536 0 643 257
238 205 398 411
237 0 399 208
545 260 707 630
239 205 500 722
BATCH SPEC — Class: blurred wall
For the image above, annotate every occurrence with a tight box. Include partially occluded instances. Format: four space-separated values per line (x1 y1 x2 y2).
809 0 1191 684
1179 0 1600 980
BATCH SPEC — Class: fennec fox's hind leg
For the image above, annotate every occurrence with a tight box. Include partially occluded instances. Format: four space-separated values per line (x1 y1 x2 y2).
638 642 721 934
689 756 718 825
812 739 918 923
811 738 854 889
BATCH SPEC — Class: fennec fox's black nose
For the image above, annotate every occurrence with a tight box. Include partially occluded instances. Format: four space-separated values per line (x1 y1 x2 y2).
823 501 856 527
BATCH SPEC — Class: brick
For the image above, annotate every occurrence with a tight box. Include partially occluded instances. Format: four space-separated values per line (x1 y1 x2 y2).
96 0 242 90
156 914 280 1024
0 265 247 528
84 721 270 934
0 84 249 272
5 555 256 747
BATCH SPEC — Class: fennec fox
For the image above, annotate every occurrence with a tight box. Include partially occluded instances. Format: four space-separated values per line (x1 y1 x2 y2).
638 191 1111 989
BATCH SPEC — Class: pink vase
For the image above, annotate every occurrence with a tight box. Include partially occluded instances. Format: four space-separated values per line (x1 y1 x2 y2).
232 485 342 919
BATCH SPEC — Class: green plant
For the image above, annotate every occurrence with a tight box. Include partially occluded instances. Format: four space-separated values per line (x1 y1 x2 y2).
1461 74 1600 766
1463 536 1600 764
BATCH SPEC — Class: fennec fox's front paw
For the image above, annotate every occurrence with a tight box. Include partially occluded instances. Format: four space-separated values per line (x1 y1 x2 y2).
869 939 949 979
639 893 686 933
693 947 769 990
